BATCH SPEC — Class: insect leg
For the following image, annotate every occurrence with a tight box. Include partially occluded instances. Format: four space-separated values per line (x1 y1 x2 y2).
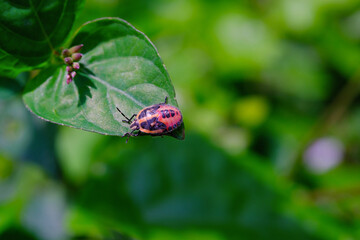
121 132 131 143
121 129 137 143
164 96 168 104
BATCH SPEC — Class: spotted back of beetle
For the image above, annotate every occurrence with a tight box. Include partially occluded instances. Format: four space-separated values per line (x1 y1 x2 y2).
136 103 182 135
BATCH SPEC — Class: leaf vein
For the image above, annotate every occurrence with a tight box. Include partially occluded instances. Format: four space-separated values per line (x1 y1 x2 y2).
79 72 146 108
29 0 54 51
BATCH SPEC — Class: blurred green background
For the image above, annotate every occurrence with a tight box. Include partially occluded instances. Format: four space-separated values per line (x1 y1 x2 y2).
2 0 360 239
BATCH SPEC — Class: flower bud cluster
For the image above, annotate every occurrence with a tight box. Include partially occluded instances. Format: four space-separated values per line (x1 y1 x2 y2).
61 44 83 84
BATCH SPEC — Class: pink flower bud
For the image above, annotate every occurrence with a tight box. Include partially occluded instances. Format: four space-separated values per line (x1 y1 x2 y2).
71 71 77 78
72 53 83 61
66 66 73 72
66 74 72 84
69 44 84 54
72 62 80 70
62 49 71 57
64 57 73 65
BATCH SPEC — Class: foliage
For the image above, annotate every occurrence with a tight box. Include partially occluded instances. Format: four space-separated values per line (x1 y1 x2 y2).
0 0 82 78
2 0 360 240
23 17 181 137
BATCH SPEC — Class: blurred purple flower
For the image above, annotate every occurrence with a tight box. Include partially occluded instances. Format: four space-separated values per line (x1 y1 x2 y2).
303 137 344 174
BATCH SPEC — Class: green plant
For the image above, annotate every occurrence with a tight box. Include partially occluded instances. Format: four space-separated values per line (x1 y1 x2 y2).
1 0 184 139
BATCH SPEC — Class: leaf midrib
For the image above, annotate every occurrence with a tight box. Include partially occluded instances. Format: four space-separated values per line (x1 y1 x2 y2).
85 55 168 92
0 0 67 58
79 72 146 108
29 0 54 51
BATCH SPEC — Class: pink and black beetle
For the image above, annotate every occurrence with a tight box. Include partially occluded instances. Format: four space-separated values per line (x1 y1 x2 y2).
116 97 183 142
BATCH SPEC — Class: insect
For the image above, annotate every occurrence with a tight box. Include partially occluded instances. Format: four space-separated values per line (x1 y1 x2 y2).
116 97 183 142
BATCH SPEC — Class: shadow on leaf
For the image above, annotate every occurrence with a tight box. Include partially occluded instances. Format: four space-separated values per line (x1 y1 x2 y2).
23 67 57 95
74 66 97 107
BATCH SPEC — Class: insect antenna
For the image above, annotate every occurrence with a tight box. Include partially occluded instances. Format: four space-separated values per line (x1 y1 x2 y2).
116 107 136 124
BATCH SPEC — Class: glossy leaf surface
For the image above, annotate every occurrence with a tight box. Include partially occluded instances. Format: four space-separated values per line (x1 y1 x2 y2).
0 0 83 77
23 18 184 139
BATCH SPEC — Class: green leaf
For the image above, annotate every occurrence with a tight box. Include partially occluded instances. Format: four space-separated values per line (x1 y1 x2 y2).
0 0 83 78
23 18 184 140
